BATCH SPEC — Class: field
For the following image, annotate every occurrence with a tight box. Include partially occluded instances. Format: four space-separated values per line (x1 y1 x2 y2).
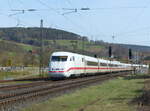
0 67 48 80
22 74 148 111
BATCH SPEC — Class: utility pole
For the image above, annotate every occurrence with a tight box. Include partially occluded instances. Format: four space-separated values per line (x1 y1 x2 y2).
82 37 85 54
39 19 44 77
111 34 115 59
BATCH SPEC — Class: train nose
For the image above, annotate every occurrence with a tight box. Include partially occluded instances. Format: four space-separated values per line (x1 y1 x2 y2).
49 67 66 77
49 71 66 77
49 61 67 77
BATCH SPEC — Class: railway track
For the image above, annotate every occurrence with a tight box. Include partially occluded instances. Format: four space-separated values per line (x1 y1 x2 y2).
0 71 131 111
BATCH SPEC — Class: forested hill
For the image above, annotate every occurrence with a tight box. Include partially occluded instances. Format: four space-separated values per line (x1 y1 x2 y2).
1 27 150 53
0 27 83 46
0 27 150 66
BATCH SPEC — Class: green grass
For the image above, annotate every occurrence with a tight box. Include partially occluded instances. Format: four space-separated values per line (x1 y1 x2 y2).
0 40 36 51
8 52 16 56
22 74 146 111
0 71 35 84
20 43 35 51
0 71 29 80
12 41 36 51
47 40 104 51
0 70 44 80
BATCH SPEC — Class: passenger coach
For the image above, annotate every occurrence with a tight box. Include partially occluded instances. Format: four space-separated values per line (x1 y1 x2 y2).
48 51 133 78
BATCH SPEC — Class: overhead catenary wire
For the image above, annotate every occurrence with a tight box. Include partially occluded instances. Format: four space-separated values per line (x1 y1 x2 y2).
6 0 148 41
64 0 91 35
66 0 74 8
4 5 148 35
5 0 37 27
0 7 147 13
3 0 150 46
7 0 12 10
5 0 66 33
116 0 150 37
0 11 36 27
36 0 93 36
82 0 89 8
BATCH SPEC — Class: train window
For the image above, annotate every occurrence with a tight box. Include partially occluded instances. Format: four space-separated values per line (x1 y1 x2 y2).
70 56 75 61
70 58 72 61
109 64 114 67
100 63 107 66
51 56 68 62
73 56 75 61
82 58 84 62
87 61 98 66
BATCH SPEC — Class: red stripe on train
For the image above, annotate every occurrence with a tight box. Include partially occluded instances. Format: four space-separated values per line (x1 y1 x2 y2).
49 67 125 73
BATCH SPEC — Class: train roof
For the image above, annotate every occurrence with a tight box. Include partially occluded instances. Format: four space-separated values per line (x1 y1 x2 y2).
51 51 76 56
51 51 148 67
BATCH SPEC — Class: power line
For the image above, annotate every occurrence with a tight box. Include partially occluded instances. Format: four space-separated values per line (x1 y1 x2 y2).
4 1 150 44
0 11 36 27
91 6 147 10
82 0 88 7
36 0 60 13
64 0 93 36
6 0 38 27
36 0 92 35
7 1 60 29
66 0 74 8
17 0 24 6
9 9 37 16
116 0 150 37
0 6 147 13
7 0 12 10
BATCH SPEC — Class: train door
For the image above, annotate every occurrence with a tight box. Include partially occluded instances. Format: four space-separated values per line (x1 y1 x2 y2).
98 59 100 73
72 56 77 75
82 57 86 75
70 56 75 75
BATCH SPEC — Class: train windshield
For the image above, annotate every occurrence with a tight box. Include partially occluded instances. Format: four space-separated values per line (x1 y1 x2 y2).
51 56 68 62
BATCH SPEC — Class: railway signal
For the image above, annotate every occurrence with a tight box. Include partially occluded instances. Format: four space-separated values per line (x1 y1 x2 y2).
109 46 112 58
129 48 132 60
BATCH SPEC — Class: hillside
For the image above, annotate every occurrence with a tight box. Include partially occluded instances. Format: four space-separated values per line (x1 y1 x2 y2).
0 27 150 66
0 27 82 46
119 44 150 52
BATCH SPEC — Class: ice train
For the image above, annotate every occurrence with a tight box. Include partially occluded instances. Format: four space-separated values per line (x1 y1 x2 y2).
48 51 148 77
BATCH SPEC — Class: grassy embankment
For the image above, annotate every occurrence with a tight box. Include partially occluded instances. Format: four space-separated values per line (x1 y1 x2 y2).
0 71 27 80
0 69 48 80
22 74 148 111
0 71 34 80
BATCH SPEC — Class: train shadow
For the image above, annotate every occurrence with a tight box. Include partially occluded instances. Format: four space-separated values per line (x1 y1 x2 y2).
123 74 150 80
130 89 150 106
14 77 52 82
108 89 145 105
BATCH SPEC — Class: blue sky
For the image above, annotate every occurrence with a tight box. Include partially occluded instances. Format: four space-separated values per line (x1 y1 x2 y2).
0 0 150 46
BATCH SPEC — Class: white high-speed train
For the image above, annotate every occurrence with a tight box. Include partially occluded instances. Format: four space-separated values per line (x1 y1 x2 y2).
48 51 148 77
